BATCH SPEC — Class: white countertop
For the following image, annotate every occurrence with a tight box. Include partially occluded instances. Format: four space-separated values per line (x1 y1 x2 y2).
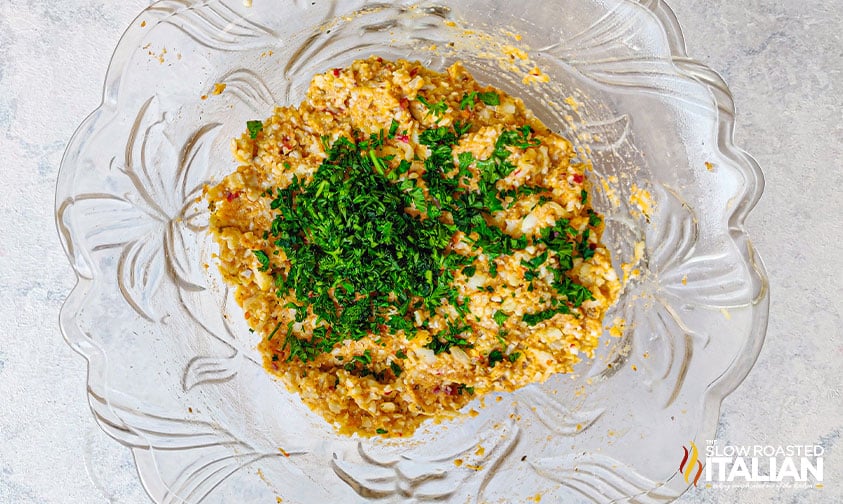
0 1 840 502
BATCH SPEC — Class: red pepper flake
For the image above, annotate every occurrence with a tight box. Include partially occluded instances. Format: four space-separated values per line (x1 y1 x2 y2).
572 173 584 184
399 97 410 110
589 243 597 250
280 136 294 153
409 67 419 77
226 191 241 202
396 134 409 143
332 68 341 77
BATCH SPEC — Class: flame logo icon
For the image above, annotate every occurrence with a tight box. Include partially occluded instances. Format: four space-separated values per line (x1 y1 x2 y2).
679 441 704 486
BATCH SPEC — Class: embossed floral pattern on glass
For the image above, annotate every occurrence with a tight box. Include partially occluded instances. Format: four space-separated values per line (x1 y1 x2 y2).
57 1 769 502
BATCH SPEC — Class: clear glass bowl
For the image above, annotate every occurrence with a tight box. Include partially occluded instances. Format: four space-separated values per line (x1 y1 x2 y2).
56 1 769 502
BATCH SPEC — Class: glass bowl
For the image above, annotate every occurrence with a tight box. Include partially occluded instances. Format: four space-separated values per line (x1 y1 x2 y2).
56 0 769 502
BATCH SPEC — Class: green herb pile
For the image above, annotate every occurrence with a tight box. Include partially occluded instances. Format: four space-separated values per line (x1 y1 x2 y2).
250 92 600 365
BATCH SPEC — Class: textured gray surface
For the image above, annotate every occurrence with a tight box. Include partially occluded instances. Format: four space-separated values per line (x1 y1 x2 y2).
0 0 839 502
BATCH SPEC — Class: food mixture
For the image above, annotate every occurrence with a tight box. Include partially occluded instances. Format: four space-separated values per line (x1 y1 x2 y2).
206 57 620 437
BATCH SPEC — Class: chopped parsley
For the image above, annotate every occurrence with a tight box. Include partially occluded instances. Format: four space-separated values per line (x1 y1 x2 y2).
522 306 571 326
493 310 509 326
521 251 549 270
553 276 594 307
253 250 270 271
459 91 500 110
389 360 403 377
284 330 321 361
457 383 475 395
255 120 598 364
577 229 596 261
267 322 282 341
247 120 263 139
352 350 373 365
488 349 504 368
478 91 500 106
426 322 473 355
416 95 448 118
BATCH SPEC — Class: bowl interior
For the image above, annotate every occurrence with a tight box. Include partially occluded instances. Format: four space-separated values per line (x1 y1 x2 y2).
56 1 767 502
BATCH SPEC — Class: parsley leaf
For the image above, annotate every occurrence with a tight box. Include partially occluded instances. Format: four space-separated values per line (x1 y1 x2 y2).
553 276 593 307
267 322 282 341
454 120 472 137
522 306 571 326
352 349 373 365
416 95 447 118
247 120 263 139
460 91 499 109
488 349 504 367
458 151 475 170
389 360 403 377
284 331 321 362
459 92 477 110
478 91 500 106
493 310 509 326
253 250 270 271
577 229 595 260
521 251 549 270
425 322 473 355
